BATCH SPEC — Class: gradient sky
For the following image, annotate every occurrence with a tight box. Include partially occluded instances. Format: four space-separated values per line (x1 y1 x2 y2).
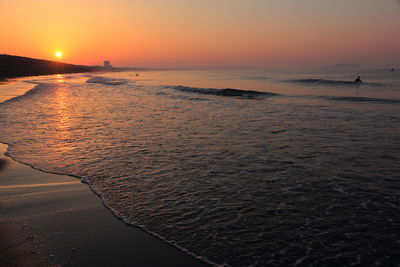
1 0 399 68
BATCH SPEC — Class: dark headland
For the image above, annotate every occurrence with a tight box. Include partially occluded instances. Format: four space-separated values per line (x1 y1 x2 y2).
0 54 96 80
0 54 145 81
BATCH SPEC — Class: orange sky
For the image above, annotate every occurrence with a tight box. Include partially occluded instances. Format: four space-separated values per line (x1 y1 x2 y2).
1 0 399 68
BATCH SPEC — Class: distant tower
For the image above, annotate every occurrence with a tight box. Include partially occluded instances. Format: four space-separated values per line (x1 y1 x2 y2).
104 60 112 68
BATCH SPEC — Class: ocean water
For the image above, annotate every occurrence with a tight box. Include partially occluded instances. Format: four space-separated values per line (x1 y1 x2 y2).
0 69 399 266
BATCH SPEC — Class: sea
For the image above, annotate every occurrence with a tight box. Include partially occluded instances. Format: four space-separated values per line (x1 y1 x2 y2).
0 69 399 266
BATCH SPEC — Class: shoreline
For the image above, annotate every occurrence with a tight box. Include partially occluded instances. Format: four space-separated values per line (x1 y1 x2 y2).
0 142 208 266
0 54 151 82
0 54 94 80
0 77 208 266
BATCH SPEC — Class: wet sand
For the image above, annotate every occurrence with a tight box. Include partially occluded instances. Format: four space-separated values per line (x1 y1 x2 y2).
0 143 207 266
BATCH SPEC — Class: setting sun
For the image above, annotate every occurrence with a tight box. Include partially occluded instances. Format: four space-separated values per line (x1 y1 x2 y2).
55 51 62 58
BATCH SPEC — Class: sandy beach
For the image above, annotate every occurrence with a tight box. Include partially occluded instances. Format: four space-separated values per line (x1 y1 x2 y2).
0 143 207 266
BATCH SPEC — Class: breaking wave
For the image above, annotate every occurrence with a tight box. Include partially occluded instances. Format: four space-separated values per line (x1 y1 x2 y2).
319 95 400 104
285 79 382 87
241 76 271 80
86 76 129 86
166 85 279 98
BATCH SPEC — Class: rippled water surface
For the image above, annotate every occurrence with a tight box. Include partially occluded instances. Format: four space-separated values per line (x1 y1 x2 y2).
0 70 399 266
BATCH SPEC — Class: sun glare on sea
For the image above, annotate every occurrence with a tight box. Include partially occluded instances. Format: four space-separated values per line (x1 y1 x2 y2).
55 51 63 59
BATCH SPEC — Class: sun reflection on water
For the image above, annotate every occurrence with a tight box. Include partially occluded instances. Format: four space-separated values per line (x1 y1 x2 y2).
53 82 74 154
56 74 65 83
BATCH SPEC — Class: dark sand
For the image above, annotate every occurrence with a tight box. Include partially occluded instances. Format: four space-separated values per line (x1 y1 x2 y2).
0 143 208 266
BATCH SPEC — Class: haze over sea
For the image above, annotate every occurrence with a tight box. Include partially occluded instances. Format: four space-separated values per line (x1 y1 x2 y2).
0 69 399 266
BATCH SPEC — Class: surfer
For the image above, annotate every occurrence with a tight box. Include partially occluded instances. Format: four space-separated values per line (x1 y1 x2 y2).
354 76 362 83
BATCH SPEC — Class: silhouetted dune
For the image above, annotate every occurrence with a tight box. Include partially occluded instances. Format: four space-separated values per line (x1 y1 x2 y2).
0 54 95 78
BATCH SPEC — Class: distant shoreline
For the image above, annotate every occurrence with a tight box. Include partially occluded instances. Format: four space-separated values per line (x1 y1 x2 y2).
0 54 96 79
0 54 149 81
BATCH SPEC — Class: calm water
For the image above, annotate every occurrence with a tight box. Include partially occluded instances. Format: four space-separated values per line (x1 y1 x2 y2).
0 70 399 266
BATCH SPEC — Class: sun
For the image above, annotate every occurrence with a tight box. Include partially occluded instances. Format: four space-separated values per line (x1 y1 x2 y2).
55 51 63 59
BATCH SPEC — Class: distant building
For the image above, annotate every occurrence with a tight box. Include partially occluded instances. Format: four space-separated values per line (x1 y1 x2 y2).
104 60 113 68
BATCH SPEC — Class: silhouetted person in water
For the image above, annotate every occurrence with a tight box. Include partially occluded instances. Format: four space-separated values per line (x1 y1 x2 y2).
355 76 362 83
0 158 8 173
392 68 395 72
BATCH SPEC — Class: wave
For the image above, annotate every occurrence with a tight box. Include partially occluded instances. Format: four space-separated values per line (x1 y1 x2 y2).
285 79 382 87
0 141 216 267
241 76 271 80
0 79 213 265
318 95 400 104
166 85 279 99
1 83 54 105
86 76 129 86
